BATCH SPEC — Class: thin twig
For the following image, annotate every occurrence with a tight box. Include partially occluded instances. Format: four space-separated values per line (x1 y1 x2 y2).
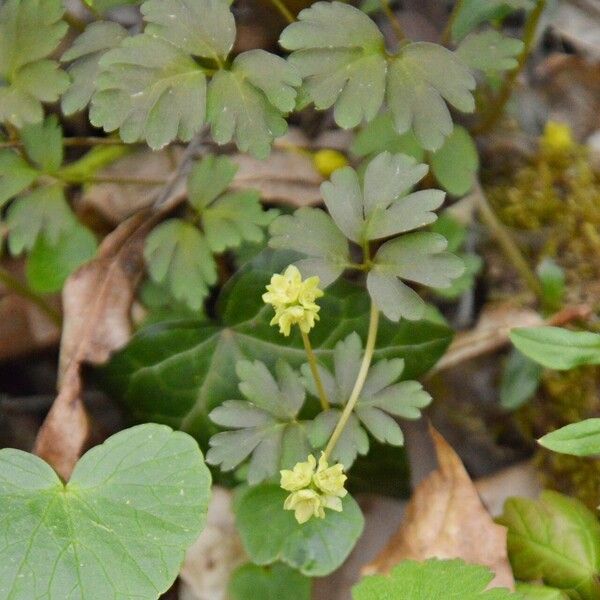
441 0 466 45
474 0 547 134
0 268 62 326
269 0 295 24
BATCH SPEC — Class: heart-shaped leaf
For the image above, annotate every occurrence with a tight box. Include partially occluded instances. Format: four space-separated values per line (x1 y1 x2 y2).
0 424 212 599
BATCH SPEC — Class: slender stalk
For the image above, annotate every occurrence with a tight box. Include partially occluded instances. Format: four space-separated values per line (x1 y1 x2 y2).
323 302 379 461
63 11 86 32
474 0 547 134
301 331 330 411
269 0 295 24
474 182 543 299
0 137 129 150
379 0 406 42
441 0 466 45
70 175 168 186
0 268 62 326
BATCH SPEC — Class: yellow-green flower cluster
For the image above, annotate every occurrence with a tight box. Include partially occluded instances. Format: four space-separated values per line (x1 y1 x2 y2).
280 454 347 524
540 121 575 157
262 265 323 337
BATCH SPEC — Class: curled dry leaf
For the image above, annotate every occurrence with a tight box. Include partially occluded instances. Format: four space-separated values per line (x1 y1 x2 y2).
363 426 515 591
179 487 247 600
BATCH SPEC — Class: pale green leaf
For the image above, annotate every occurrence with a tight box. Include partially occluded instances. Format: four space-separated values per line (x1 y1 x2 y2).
269 207 350 286
280 1 386 128
229 563 312 600
20 115 63 173
510 327 600 370
61 21 128 115
500 349 542 410
91 35 206 149
6 185 74 255
388 42 476 151
456 31 524 74
27 223 97 293
430 126 479 196
187 154 238 211
321 152 442 243
0 423 211 600
368 232 465 321
499 491 600 598
143 219 216 310
0 150 38 207
538 419 600 457
236 484 364 577
207 52 296 159
85 0 141 13
537 259 565 314
432 253 482 299
0 0 69 127
142 0 235 60
353 559 521 599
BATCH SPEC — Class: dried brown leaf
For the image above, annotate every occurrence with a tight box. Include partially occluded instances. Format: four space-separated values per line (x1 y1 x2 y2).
363 426 515 590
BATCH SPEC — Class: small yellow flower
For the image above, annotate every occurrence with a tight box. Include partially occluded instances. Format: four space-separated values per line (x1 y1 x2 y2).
280 455 316 491
312 149 348 178
541 121 575 156
313 453 348 498
263 265 323 337
284 489 325 524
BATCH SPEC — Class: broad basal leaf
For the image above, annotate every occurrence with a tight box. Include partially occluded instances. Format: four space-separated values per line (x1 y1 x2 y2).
99 250 453 446
61 21 128 115
0 0 69 127
229 563 312 600
280 1 387 128
538 419 600 457
499 491 600 598
236 484 364 577
353 559 521 599
456 31 524 74
303 332 431 468
510 327 600 370
143 219 217 311
387 42 476 151
6 185 75 255
207 50 300 159
20 115 63 173
207 359 310 485
0 150 37 207
269 208 350 286
322 151 444 243
0 423 211 600
368 232 465 321
91 35 207 149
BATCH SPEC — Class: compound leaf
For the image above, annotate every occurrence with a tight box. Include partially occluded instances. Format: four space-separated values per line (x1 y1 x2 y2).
0 150 38 207
20 115 63 173
456 31 523 74
280 1 386 128
143 219 217 311
353 559 521 599
61 21 128 115
187 154 238 211
91 35 206 149
0 424 211 600
236 484 364 577
0 0 69 127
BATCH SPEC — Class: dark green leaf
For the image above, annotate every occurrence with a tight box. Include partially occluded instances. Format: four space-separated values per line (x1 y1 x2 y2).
499 491 600 598
500 349 542 411
236 484 364 577
229 563 312 600
0 424 211 599
98 250 453 446
538 419 600 457
20 115 63 173
516 583 570 599
510 327 600 370
187 154 238 211
0 150 38 207
537 259 565 315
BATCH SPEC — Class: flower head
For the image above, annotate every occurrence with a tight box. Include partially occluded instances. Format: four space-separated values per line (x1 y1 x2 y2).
280 454 316 491
262 265 323 337
284 489 324 524
313 453 348 498
541 121 575 157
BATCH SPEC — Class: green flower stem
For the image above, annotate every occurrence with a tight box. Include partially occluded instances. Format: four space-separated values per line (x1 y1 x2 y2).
301 330 330 411
0 267 62 327
474 182 543 300
441 0 466 44
323 301 379 461
474 0 547 134
269 0 295 24
63 11 86 32
379 0 406 43
0 137 130 150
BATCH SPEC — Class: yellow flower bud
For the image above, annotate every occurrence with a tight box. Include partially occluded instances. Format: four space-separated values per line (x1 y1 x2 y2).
312 149 349 178
280 455 316 491
313 453 348 498
284 489 325 524
541 121 574 156
263 265 323 337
